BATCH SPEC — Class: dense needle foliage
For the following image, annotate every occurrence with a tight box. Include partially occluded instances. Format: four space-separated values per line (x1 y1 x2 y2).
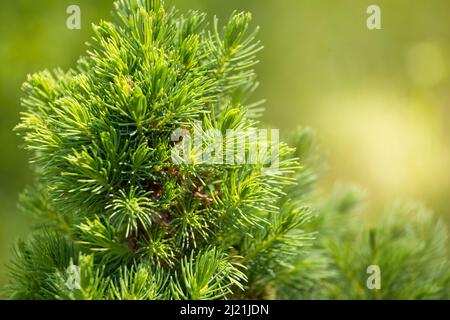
5 0 449 300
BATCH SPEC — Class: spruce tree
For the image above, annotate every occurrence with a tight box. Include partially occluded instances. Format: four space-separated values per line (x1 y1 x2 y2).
5 0 449 300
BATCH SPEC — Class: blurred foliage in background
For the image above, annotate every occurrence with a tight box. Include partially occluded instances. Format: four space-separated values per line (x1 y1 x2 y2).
1 0 449 293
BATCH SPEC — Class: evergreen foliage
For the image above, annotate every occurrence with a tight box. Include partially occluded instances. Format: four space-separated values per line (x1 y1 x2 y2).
5 0 449 300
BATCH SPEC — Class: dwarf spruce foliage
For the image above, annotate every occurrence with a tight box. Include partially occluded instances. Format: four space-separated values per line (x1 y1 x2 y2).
8 0 305 299
6 0 450 300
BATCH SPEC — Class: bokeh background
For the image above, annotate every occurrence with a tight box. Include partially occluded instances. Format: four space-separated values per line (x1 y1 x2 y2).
1 0 449 293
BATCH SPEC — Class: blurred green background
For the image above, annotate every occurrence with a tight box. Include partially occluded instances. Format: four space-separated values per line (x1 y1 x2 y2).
1 0 449 293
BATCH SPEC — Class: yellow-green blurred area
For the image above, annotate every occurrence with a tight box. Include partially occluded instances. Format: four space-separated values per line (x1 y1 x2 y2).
1 0 449 293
